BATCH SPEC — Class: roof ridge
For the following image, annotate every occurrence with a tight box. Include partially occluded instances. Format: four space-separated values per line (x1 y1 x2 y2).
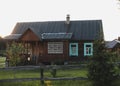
16 20 102 24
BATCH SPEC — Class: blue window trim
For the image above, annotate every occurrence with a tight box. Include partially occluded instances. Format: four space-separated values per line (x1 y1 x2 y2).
69 43 78 57
84 43 93 56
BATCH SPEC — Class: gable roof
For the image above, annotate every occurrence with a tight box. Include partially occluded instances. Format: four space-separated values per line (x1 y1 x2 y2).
4 20 104 41
105 39 120 49
4 34 22 40
19 28 40 41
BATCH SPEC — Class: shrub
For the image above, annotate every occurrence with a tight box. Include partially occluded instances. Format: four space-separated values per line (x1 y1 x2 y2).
6 42 24 66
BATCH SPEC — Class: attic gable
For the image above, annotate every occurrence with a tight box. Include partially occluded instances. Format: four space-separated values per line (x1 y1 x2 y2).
19 28 40 41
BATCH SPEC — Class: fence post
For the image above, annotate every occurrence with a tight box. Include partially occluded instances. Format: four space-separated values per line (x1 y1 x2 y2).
51 66 56 78
13 68 16 79
40 66 44 85
51 63 57 78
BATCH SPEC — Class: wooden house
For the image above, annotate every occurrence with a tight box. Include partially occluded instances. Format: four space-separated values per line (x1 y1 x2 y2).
4 15 104 64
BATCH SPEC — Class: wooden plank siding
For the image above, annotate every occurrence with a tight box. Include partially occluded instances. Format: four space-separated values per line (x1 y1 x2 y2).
35 41 93 63
8 39 93 64
38 41 69 63
20 29 40 41
15 40 93 64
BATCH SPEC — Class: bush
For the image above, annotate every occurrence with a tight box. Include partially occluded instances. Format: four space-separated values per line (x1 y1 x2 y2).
6 42 24 66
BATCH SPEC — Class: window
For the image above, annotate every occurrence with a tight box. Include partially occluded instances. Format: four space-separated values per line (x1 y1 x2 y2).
69 43 78 56
48 42 63 54
84 43 93 56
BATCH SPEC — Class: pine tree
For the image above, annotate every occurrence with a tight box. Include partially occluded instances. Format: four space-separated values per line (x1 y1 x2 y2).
88 40 118 86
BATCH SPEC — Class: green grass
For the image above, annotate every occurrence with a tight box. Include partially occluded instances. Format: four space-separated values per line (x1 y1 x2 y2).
0 67 120 86
0 68 89 86
0 57 89 86
0 80 92 86
1 79 120 86
0 57 5 68
0 69 39 79
57 69 87 77
52 80 92 86
0 57 120 86
0 68 87 79
0 81 41 86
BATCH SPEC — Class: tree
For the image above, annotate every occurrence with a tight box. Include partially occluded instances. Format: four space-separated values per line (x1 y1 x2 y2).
0 37 6 56
88 40 118 86
6 42 24 66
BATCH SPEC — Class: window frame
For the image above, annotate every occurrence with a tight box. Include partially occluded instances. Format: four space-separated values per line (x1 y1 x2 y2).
84 43 93 56
69 43 78 56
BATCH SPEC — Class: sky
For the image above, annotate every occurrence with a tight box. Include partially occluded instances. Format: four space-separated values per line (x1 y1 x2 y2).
0 0 120 41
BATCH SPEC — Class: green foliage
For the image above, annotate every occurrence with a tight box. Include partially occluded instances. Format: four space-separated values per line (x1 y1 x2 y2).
6 42 24 66
0 57 5 68
0 57 5 63
88 40 119 86
0 38 6 56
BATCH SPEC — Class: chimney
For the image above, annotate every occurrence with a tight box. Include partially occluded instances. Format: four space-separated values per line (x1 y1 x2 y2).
66 14 70 24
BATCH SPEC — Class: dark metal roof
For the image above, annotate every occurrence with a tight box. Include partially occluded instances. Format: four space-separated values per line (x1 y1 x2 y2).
6 20 104 40
105 40 120 48
4 34 22 40
42 33 72 40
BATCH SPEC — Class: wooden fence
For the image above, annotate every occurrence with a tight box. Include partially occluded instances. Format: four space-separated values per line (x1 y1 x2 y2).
0 65 88 84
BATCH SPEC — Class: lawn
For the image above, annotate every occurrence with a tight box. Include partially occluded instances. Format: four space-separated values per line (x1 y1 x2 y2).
0 56 120 86
0 67 89 86
0 57 5 68
0 80 92 86
0 68 88 79
0 57 90 86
